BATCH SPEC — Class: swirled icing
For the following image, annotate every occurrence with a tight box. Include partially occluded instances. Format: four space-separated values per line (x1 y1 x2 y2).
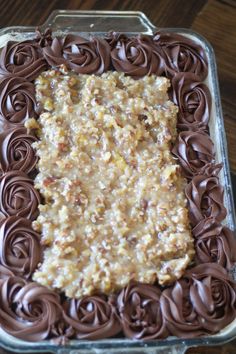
117 281 168 339
0 170 40 220
63 294 121 339
0 40 47 81
0 127 38 174
43 35 110 74
0 276 62 341
111 34 165 78
185 175 227 226
153 32 208 79
0 216 41 278
0 76 37 127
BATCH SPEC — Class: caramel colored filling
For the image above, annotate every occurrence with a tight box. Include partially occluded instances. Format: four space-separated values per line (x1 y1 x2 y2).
28 69 194 298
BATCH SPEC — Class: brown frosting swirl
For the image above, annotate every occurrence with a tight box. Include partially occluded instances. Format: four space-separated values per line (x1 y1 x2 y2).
0 127 38 174
51 319 74 345
0 171 40 220
171 72 211 127
63 294 121 339
185 175 227 226
104 31 128 49
0 276 62 341
0 40 47 81
160 278 205 337
172 131 215 179
192 217 236 269
117 281 168 339
185 263 236 333
0 216 41 278
153 32 208 80
35 28 53 47
43 35 110 74
0 264 14 282
111 35 165 78
177 120 209 133
197 162 222 177
0 77 37 127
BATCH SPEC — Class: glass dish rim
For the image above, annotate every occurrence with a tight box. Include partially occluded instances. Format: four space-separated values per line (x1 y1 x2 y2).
0 10 235 354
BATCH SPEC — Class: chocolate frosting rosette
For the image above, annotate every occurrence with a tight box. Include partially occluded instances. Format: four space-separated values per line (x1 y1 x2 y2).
185 174 227 226
0 170 40 220
153 32 208 80
0 216 41 278
117 281 168 339
0 40 47 81
161 264 236 336
43 34 110 74
160 278 206 337
0 76 37 127
192 217 236 269
172 130 215 179
0 127 38 174
170 72 211 130
185 263 236 333
111 34 165 78
0 276 62 341
63 294 121 339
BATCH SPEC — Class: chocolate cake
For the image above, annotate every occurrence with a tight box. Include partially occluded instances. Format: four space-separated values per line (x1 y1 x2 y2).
0 28 235 343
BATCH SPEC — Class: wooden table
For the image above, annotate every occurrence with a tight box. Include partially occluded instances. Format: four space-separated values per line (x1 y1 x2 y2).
0 0 235 353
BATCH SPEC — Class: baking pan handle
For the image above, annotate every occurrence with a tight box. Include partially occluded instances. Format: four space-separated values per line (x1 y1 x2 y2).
42 10 157 34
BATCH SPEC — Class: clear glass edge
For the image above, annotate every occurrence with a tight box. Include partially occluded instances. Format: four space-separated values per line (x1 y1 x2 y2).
0 10 235 354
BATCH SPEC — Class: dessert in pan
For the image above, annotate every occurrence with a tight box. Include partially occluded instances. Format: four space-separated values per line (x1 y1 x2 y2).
0 27 235 343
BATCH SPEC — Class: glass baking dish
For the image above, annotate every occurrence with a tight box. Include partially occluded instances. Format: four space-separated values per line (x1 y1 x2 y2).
0 10 235 354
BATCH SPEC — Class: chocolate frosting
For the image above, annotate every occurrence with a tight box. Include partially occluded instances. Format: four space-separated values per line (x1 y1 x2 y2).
160 278 206 337
161 263 236 336
185 263 236 333
0 40 47 81
172 131 215 179
0 216 41 278
192 217 236 269
104 31 128 49
0 276 62 341
111 35 165 78
177 120 209 133
51 319 74 345
35 28 53 48
171 72 211 127
63 294 121 339
0 264 14 282
0 171 40 220
117 281 168 339
43 35 110 75
197 162 222 177
0 127 38 174
153 32 208 80
185 175 227 226
0 77 37 126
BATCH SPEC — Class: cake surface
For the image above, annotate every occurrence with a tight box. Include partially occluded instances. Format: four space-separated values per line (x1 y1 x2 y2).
0 29 235 343
29 69 193 298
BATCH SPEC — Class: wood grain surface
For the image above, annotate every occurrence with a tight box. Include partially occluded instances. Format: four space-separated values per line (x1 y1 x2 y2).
0 0 235 353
